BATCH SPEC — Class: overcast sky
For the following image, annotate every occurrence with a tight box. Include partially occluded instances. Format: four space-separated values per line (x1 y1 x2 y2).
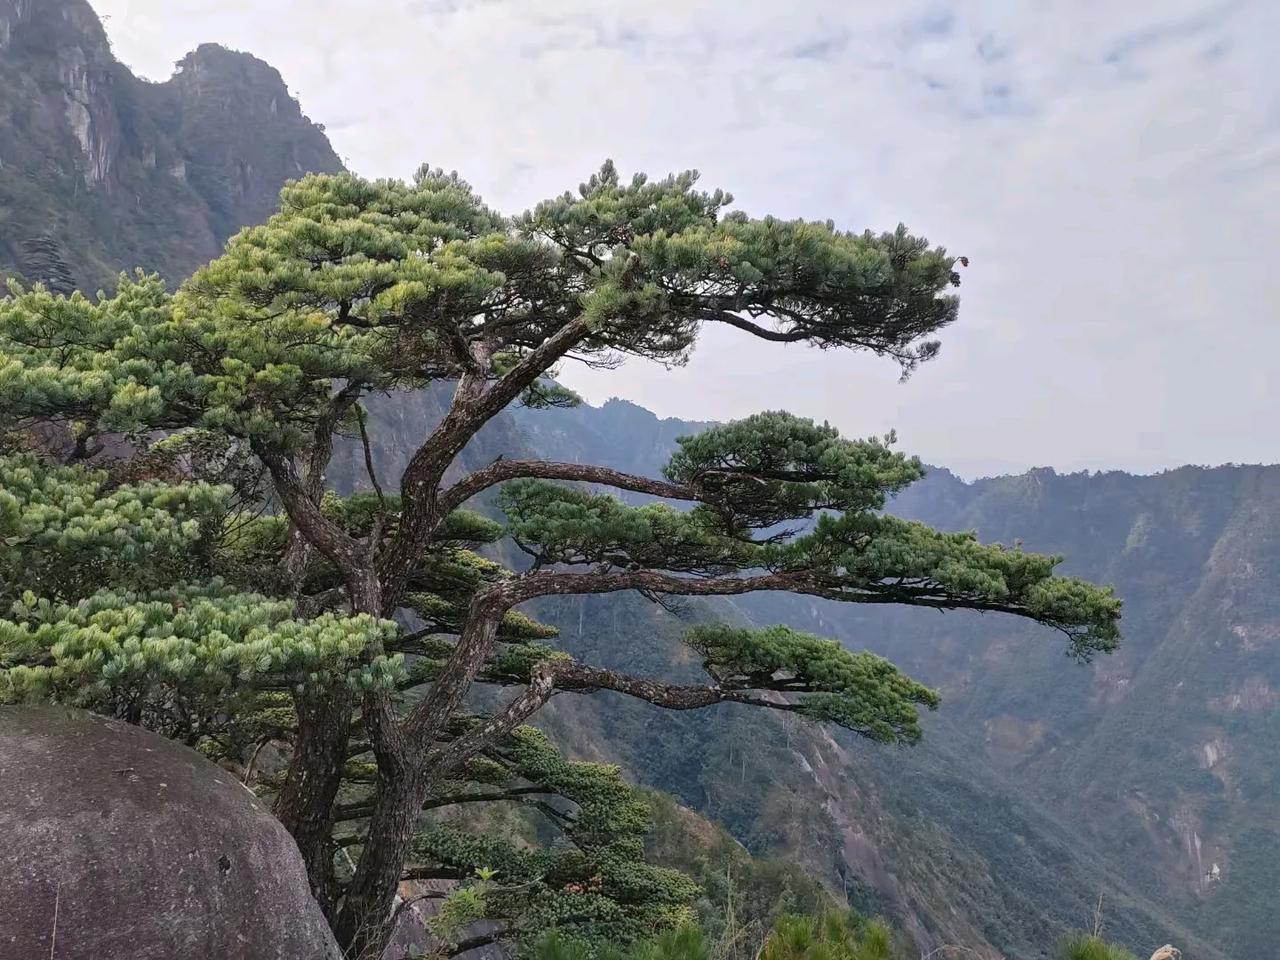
94 0 1278 477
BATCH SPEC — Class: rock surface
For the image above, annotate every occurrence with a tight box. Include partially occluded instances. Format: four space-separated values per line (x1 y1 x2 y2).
0 0 343 293
0 705 342 960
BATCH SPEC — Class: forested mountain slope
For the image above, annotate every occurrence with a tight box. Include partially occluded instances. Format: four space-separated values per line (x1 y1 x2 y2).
330 388 1223 959
508 397 1278 960
859 461 1280 959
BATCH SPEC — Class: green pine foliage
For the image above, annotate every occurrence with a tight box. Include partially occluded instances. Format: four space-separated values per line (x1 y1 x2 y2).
1060 935 1141 960
0 583 400 720
758 913 896 960
404 727 700 948
0 162 1122 958
0 453 225 604
664 413 925 525
684 624 937 743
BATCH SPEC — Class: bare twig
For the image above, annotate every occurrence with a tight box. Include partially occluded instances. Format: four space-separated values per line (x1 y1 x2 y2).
242 737 272 786
919 947 987 960
49 883 60 960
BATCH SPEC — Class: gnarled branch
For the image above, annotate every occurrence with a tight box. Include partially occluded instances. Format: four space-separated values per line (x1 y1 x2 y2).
437 458 703 515
381 318 593 607
547 661 807 714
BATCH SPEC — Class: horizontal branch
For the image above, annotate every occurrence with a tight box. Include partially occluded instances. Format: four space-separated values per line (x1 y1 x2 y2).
550 661 806 714
401 866 466 882
336 786 561 823
437 459 704 515
504 567 1083 628
708 310 808 342
505 568 809 604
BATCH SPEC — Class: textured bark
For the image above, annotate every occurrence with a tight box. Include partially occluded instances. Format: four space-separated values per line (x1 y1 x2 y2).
422 664 558 776
272 688 353 918
334 665 558 957
279 382 365 597
403 595 506 744
436 458 703 516
546 661 807 713
380 320 590 607
335 772 428 958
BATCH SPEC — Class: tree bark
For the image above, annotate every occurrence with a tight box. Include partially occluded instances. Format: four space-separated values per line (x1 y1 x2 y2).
272 687 353 918
334 769 429 958
331 664 557 960
334 627 556 959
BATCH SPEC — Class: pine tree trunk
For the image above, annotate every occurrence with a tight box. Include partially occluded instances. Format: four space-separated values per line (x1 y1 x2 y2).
334 769 428 958
273 686 353 918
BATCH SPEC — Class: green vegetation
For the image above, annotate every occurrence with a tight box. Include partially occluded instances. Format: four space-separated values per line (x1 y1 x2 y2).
530 912 896 960
528 914 1164 960
1060 935 1141 960
758 914 895 960
642 791 833 956
0 162 1119 958
1 4 1231 957
528 399 1253 957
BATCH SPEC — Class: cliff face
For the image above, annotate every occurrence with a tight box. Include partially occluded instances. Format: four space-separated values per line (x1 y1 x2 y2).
868 464 1280 960
0 0 342 292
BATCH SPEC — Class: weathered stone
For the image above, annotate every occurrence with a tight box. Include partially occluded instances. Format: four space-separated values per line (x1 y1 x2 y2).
0 0 343 295
383 878 508 960
0 705 342 960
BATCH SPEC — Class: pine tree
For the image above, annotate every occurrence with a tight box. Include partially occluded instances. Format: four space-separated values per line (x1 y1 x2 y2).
0 163 1121 957
759 912 895 960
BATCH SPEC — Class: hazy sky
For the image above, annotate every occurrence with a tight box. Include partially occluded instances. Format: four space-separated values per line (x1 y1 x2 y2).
94 0 1278 477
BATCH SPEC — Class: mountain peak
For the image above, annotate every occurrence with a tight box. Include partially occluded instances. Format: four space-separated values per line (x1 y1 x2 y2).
175 43 292 95
0 0 342 292
0 0 110 57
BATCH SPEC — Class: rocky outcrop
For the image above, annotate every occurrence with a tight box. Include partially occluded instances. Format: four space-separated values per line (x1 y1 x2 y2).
0 0 36 51
0 705 342 959
384 879 508 960
0 0 343 292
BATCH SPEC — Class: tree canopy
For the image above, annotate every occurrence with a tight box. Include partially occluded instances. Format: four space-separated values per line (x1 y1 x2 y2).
0 162 1120 958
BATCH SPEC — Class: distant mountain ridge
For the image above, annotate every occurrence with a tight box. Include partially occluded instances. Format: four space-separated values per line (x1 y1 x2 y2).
503 397 1280 960
0 0 342 292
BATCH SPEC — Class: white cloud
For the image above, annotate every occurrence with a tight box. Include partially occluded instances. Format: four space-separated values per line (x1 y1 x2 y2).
95 0 1280 476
